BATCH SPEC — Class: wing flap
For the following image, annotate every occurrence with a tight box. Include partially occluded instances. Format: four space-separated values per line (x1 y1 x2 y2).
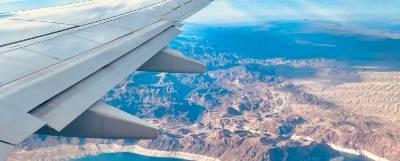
138 47 206 73
0 142 14 161
37 102 158 139
0 105 45 145
30 27 181 131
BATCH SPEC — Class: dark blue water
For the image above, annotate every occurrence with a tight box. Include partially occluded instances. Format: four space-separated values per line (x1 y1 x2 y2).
269 144 371 161
178 21 400 71
72 152 187 161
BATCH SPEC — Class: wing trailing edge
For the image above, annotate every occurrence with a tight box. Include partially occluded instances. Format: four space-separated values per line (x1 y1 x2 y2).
30 27 181 131
138 47 206 73
0 105 45 145
37 102 158 139
0 143 14 161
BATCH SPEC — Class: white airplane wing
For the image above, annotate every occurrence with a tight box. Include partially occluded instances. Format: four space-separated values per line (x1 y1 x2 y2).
0 0 212 160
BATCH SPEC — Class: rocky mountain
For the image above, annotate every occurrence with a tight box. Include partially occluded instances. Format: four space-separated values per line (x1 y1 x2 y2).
10 21 400 161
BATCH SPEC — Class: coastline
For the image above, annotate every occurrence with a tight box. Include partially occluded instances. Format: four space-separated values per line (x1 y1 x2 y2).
8 144 220 161
8 135 389 161
327 144 389 161
290 135 389 161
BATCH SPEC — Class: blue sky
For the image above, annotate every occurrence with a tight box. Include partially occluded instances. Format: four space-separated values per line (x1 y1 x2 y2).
0 0 83 13
187 0 400 25
1 0 399 26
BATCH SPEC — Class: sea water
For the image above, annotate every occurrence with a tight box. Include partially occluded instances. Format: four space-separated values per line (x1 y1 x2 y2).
72 152 187 161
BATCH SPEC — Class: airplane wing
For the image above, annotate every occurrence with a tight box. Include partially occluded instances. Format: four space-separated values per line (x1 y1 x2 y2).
0 0 212 160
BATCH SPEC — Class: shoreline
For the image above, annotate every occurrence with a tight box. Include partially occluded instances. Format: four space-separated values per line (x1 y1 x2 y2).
8 144 220 161
327 144 389 161
9 137 389 161
290 135 389 161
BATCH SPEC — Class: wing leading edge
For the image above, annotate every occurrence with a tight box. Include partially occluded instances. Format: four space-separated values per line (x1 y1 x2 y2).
0 0 213 160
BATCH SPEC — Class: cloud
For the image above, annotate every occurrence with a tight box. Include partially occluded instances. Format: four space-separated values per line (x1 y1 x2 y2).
0 0 83 13
294 39 337 48
186 0 400 25
186 0 256 25
0 0 23 4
